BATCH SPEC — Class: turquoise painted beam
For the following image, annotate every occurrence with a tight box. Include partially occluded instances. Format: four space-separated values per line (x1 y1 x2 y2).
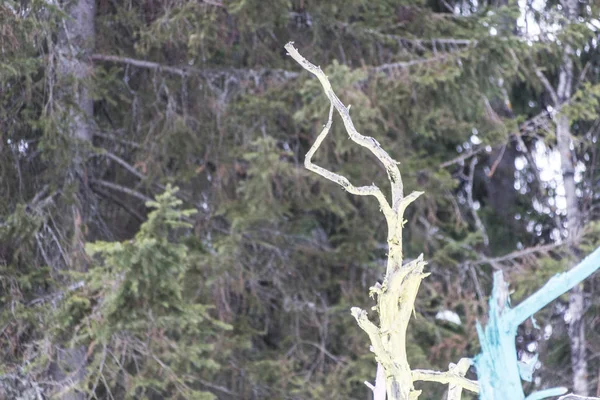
474 246 600 400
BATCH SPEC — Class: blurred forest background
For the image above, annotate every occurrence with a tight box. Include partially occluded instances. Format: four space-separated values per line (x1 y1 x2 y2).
1 0 600 399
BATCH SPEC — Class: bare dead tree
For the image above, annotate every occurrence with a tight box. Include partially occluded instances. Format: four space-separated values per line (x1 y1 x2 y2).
285 42 478 400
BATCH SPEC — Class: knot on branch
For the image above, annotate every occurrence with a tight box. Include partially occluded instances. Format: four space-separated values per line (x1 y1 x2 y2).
370 282 383 298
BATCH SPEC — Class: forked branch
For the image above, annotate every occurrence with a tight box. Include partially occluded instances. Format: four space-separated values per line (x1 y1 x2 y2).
303 103 393 220
285 42 405 211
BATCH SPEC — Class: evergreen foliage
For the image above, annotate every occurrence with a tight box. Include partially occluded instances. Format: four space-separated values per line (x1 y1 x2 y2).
60 186 229 399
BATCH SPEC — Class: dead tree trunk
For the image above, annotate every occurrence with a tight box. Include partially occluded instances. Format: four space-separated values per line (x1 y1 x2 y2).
54 0 96 262
47 1 96 398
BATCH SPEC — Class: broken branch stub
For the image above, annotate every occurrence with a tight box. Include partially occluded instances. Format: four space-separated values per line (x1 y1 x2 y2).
286 42 477 400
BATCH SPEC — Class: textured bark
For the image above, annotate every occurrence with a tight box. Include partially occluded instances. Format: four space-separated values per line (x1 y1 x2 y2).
0 374 44 400
57 0 96 143
48 347 88 400
54 0 96 272
556 0 588 394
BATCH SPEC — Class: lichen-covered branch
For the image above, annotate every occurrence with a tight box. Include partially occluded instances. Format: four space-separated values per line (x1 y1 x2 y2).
412 357 479 396
303 103 394 219
287 42 472 400
446 358 477 400
285 42 405 210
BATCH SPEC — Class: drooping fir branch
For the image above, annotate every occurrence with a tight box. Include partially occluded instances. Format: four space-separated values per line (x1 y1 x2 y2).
285 42 479 400
91 53 300 83
474 246 600 400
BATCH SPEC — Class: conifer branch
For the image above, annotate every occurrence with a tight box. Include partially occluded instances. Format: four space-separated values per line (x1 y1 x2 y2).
89 179 153 203
91 54 300 82
471 242 563 267
412 364 479 396
373 54 452 73
93 130 145 149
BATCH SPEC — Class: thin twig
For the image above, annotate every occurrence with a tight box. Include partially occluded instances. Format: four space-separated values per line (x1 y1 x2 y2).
440 147 484 168
91 54 299 82
200 0 224 7
97 151 147 181
466 157 489 246
412 368 478 394
93 131 144 149
471 242 563 267
89 179 153 203
365 362 387 400
373 54 451 73
535 68 559 106
486 143 506 178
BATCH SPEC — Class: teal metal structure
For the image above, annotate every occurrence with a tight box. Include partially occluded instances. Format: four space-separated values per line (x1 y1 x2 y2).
474 246 600 400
